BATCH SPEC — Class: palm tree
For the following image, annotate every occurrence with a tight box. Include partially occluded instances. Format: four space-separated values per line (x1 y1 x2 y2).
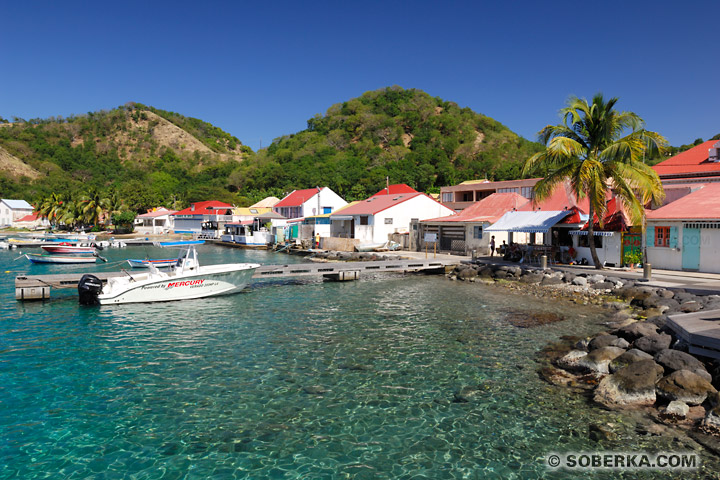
36 193 65 229
523 93 667 269
79 189 111 227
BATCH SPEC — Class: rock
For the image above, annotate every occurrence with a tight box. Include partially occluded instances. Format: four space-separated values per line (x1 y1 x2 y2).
518 272 541 283
641 296 680 311
656 370 717 405
507 266 522 277
579 346 626 374
494 270 508 279
541 276 564 286
453 385 483 403
673 291 697 304
478 267 494 278
302 385 328 395
594 360 664 407
556 350 588 372
654 349 709 378
615 322 659 342
574 338 590 351
539 366 578 387
664 400 690 418
680 301 702 313
646 315 669 329
563 271 576 284
588 423 618 442
657 289 675 299
700 406 720 436
609 348 654 373
587 274 606 284
456 267 477 280
572 276 588 286
633 333 672 355
593 281 616 290
588 335 620 351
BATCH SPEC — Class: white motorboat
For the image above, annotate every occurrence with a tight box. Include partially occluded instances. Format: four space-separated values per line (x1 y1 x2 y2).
78 247 259 305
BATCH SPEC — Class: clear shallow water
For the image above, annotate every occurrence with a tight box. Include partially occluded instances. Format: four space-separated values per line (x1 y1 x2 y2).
1 245 718 479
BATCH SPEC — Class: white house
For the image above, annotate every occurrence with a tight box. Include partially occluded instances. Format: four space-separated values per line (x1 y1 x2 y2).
134 207 177 234
172 200 234 237
273 187 347 220
330 192 455 244
1 199 33 227
646 183 720 273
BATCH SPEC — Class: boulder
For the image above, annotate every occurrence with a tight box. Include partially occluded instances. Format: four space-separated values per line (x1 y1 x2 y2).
541 276 565 286
680 301 702 313
520 272 544 284
646 315 669 329
663 400 690 418
494 270 509 279
673 291 697 304
593 281 616 290
572 276 588 287
657 289 675 299
456 267 478 280
588 335 620 350
654 349 709 379
609 348 654 373
656 369 717 405
615 322 659 342
633 333 672 355
574 338 590 351
594 360 664 407
579 346 626 374
563 271 576 284
556 350 588 372
507 266 523 277
700 406 720 436
586 274 605 284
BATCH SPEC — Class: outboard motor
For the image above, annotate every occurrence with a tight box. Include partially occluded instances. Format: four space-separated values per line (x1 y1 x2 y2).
78 274 103 305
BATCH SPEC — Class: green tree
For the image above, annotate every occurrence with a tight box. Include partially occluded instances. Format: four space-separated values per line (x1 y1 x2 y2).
523 93 666 269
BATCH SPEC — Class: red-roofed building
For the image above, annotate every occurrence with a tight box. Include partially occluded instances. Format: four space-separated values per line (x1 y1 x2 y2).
13 212 49 230
330 192 454 244
135 207 177 234
370 184 418 197
172 201 234 237
439 178 540 212
646 183 720 272
274 187 346 220
419 192 529 254
653 140 720 183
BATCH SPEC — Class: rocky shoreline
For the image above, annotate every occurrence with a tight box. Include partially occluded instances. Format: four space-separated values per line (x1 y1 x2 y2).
449 261 720 455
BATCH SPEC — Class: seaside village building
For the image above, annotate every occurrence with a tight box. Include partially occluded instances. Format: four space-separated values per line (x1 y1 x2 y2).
171 200 234 238
134 207 176 235
12 213 49 230
439 178 539 212
0 199 34 227
222 197 287 248
275 187 347 243
329 185 455 250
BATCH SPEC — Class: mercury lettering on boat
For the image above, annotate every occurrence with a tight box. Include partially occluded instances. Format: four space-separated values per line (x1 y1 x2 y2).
166 279 205 289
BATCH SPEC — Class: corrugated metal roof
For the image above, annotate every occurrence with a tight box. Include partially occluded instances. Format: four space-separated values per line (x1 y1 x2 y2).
422 192 529 223
330 193 426 216
1 199 33 210
275 188 321 207
173 201 233 216
647 183 720 220
653 140 720 177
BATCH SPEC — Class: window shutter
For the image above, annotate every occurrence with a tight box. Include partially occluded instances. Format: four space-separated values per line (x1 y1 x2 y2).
646 228 655 247
669 227 678 249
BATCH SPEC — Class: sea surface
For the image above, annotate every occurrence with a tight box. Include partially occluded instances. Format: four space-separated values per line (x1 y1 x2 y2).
1 245 718 479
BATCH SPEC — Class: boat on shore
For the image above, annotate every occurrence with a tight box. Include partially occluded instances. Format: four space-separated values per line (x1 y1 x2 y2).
355 241 401 252
78 247 259 305
126 258 177 269
26 253 99 264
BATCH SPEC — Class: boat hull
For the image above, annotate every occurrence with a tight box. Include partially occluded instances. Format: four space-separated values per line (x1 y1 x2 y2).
27 254 97 264
127 258 177 268
42 245 95 254
97 264 257 304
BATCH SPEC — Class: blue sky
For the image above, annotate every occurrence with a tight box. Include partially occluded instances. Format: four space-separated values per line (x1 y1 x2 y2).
1 1 718 151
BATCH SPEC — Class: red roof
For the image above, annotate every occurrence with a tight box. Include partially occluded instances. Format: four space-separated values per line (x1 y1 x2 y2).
173 201 233 216
653 140 720 178
275 188 322 207
647 183 720 220
579 197 631 231
519 181 591 213
138 207 177 218
332 192 428 216
422 192 529 223
371 184 418 197
16 213 39 222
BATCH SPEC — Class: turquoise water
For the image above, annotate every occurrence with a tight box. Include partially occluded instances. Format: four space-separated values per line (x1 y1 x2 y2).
1 245 718 479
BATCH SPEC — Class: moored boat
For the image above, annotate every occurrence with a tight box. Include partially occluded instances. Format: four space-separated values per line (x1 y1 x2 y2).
154 240 205 247
26 253 99 264
79 247 259 305
126 258 178 269
42 242 96 254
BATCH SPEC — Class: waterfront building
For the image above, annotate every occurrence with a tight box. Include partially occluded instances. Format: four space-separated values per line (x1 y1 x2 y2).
134 207 176 234
0 199 33 227
273 187 347 220
12 213 49 230
653 140 720 185
439 178 540 212
172 200 234 237
646 183 720 273
330 192 454 244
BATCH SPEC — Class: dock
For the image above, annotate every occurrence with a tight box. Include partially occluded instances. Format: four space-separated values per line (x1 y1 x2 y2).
666 310 720 360
14 258 457 300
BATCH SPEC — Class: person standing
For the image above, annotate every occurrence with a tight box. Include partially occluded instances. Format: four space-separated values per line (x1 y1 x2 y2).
315 232 321 249
490 236 496 256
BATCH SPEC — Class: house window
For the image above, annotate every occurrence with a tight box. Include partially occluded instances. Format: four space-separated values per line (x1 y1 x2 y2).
473 226 483 239
323 207 332 214
442 192 453 203
359 216 369 225
655 227 670 247
384 218 393 224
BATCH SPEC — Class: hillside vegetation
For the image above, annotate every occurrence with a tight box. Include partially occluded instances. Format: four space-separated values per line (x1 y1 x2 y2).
229 86 543 201
0 103 248 211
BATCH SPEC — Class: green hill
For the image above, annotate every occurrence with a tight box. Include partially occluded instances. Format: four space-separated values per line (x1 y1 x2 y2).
229 86 543 201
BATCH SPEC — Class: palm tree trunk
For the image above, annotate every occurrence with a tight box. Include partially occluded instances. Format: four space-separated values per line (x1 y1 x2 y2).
587 201 603 269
